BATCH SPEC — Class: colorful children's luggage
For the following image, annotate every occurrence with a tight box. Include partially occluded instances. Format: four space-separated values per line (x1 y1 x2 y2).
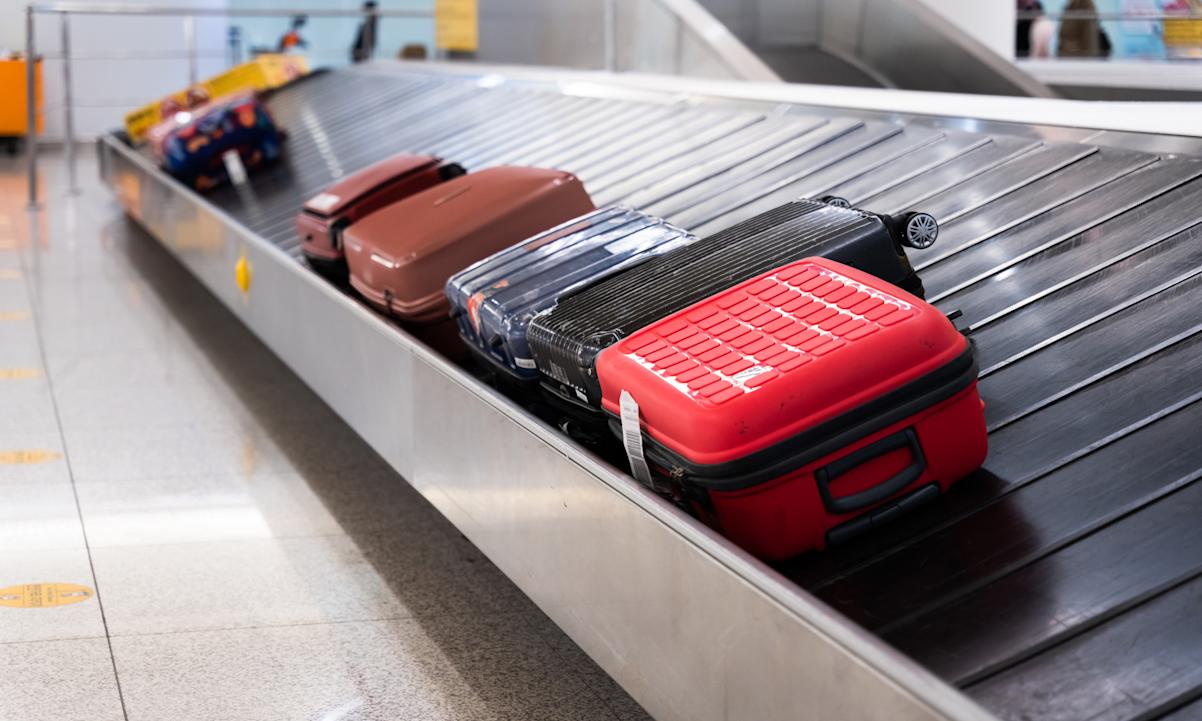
297 153 465 281
596 257 985 560
445 207 695 386
148 92 284 191
343 166 595 354
527 199 938 417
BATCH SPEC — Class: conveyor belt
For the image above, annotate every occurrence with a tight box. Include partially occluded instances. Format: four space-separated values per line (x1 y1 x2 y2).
130 65 1202 721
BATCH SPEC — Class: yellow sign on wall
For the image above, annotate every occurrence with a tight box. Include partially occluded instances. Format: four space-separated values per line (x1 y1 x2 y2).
1165 19 1202 46
435 0 479 52
0 583 94 608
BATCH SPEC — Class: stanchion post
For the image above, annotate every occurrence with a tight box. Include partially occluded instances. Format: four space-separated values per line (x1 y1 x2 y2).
603 0 617 71
61 11 78 195
184 15 198 84
26 5 39 209
674 15 684 74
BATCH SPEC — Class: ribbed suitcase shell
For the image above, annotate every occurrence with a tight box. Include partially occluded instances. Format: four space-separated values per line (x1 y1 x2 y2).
596 257 985 559
297 153 463 267
344 166 595 325
445 207 695 384
526 200 921 411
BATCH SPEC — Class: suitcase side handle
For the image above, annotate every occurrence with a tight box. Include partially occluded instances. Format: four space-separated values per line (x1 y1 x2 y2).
815 428 926 515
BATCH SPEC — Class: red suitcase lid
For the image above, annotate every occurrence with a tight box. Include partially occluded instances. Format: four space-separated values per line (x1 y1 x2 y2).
597 257 970 467
303 153 443 217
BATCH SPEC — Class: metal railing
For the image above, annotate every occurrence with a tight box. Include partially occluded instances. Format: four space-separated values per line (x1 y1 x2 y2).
1015 10 1202 21
1014 7 1202 63
23 0 778 208
22 2 435 208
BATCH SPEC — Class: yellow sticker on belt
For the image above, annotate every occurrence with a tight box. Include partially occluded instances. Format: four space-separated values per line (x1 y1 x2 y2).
0 310 29 321
0 583 94 608
0 368 41 380
0 450 62 464
0 269 19 281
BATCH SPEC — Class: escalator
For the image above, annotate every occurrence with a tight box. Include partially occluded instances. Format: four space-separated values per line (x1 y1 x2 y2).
698 0 1056 96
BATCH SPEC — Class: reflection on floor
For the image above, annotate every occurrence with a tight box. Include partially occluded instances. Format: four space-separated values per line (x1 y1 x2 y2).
0 151 652 721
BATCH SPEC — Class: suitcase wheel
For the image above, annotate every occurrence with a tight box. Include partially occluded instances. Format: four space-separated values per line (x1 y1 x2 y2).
901 212 939 249
819 195 851 208
440 163 468 181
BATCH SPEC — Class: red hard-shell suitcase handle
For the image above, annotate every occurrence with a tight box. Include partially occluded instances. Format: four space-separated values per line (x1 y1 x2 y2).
815 428 927 515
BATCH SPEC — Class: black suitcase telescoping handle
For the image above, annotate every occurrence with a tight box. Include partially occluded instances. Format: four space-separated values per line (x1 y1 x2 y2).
815 428 927 515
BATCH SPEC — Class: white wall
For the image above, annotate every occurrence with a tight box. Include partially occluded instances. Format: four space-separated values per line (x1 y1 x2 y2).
912 0 1016 60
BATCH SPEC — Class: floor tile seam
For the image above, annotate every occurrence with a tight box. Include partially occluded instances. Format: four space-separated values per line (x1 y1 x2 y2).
63 465 404 487
16 225 133 721
56 462 397 484
75 514 461 551
0 633 110 647
81 528 362 551
103 609 538 641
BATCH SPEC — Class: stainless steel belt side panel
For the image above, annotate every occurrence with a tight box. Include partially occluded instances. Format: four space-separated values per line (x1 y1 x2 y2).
98 135 996 721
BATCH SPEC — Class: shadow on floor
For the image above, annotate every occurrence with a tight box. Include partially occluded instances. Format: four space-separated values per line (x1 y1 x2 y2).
112 214 648 721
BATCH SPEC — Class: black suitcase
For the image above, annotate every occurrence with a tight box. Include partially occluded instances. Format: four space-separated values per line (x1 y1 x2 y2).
526 198 938 417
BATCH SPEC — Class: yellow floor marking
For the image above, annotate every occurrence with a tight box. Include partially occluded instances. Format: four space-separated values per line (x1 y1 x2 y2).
0 450 62 464
0 583 94 608
0 310 29 321
0 368 41 380
0 269 19 281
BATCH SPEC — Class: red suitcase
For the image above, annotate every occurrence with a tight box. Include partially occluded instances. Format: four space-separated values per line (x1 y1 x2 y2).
343 166 595 354
296 153 465 280
596 257 986 560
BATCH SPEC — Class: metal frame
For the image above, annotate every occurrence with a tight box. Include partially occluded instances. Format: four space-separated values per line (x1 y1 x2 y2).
398 61 1202 146
821 0 1057 98
642 0 781 81
23 0 777 209
93 65 1008 720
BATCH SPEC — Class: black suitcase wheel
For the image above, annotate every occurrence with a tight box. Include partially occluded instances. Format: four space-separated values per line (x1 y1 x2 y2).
439 162 467 180
901 212 939 249
820 195 851 208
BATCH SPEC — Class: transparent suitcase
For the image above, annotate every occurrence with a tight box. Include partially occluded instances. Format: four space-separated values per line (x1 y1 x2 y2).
446 207 695 385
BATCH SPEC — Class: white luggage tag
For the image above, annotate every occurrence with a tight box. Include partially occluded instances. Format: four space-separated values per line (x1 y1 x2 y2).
619 390 653 486
222 150 249 186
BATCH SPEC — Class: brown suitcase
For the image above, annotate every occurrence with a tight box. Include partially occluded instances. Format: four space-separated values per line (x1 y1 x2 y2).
297 153 465 281
344 166 595 352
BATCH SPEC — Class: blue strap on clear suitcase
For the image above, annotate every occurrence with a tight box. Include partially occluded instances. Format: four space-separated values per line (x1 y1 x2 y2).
446 206 695 385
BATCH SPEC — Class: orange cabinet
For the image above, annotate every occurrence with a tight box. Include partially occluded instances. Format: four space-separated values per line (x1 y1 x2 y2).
0 58 44 138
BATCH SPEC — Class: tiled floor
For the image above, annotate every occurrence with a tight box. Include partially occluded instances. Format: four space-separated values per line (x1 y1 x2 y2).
0 151 652 721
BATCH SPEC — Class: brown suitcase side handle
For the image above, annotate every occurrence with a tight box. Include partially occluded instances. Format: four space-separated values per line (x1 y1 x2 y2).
815 428 926 515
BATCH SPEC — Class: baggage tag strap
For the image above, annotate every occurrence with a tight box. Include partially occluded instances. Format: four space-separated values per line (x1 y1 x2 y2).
222 150 249 186
619 390 654 487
